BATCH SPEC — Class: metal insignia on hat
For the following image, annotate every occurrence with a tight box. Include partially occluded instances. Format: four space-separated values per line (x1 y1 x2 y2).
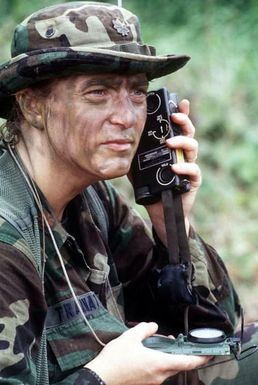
45 26 55 38
112 18 130 36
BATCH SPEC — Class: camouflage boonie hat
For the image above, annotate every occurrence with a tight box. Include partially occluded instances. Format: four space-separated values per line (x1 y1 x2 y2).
0 1 190 119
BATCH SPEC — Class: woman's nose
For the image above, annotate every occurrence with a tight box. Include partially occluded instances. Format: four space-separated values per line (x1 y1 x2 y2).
109 95 138 129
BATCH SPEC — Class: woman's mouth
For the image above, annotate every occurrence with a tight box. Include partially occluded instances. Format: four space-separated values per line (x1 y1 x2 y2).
102 138 134 152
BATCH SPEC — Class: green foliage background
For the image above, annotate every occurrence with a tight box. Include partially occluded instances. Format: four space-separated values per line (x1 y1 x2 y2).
1 0 258 318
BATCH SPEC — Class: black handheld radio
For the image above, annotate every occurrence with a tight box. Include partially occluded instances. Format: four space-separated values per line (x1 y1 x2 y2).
130 88 190 205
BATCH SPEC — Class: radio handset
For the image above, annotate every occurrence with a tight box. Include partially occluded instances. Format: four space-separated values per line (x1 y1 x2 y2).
131 88 190 206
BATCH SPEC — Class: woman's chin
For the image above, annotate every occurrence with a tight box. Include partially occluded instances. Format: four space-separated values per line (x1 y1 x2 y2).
99 161 131 180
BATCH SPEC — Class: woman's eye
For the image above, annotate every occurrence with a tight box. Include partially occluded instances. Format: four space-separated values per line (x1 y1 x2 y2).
89 89 106 96
130 88 148 103
82 88 108 103
135 88 147 96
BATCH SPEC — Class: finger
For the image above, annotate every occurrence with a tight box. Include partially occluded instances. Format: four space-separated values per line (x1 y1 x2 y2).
167 335 175 340
178 99 190 115
171 112 195 137
121 322 158 342
166 136 198 163
171 162 202 187
165 354 212 373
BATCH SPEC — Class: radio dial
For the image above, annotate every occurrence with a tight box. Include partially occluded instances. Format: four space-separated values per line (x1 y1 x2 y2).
156 166 175 185
146 93 161 115
152 117 170 140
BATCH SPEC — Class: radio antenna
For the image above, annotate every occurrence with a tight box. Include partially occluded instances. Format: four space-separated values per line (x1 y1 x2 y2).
117 0 122 7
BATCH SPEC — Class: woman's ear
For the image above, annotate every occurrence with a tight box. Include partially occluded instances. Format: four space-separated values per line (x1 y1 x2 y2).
15 89 44 130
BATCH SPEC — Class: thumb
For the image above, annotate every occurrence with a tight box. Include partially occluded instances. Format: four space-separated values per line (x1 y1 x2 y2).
122 322 158 343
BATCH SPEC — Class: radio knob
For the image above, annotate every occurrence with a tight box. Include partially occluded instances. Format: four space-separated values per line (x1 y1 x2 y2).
152 117 170 140
156 166 175 185
146 92 161 115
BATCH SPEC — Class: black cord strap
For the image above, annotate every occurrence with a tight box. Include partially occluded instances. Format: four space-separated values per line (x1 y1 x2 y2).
161 189 191 266
161 189 179 264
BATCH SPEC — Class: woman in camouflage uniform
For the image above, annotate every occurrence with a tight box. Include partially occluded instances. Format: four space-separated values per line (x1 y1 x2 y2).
0 2 257 385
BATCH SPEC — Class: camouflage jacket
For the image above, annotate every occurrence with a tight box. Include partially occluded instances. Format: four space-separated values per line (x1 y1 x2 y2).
0 144 240 384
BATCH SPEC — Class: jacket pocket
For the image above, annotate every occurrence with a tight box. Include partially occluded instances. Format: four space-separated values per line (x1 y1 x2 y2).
46 291 127 373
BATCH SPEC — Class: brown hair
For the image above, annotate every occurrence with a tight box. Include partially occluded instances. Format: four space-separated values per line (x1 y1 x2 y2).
0 79 56 145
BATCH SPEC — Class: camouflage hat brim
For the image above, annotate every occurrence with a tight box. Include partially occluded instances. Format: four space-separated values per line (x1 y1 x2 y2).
0 47 190 119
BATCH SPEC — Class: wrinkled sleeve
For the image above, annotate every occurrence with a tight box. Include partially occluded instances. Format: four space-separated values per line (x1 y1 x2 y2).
188 226 241 329
0 242 46 384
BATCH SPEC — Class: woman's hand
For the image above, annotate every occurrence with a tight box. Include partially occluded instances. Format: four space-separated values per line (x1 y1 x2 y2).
85 322 210 385
168 99 201 220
